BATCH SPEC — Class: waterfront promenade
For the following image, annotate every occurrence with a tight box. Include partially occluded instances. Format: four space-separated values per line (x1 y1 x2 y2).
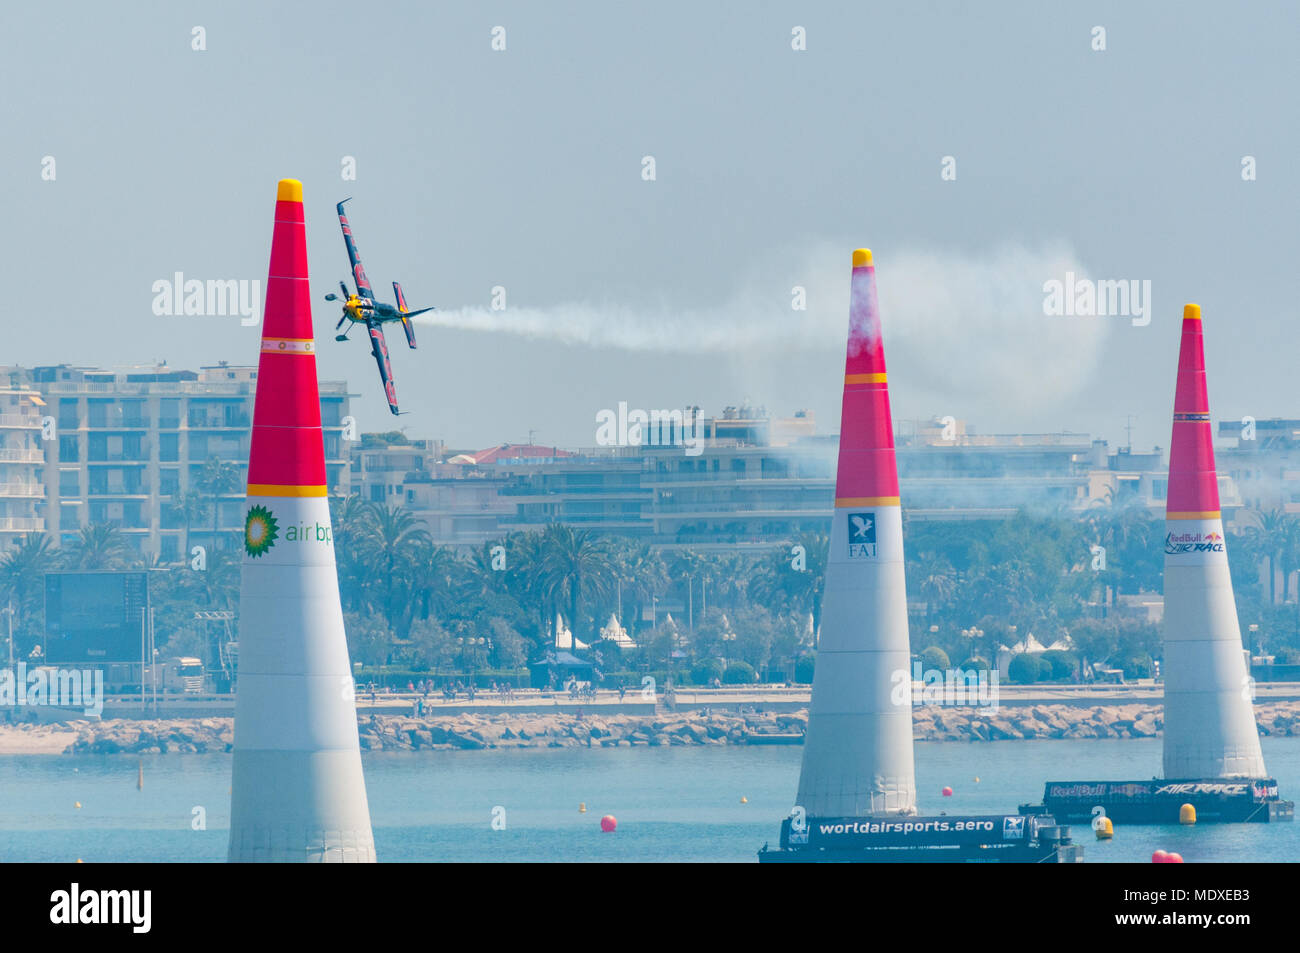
64 680 1300 720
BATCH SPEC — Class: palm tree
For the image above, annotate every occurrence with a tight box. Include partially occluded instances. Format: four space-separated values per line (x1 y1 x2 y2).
330 493 379 610
914 551 957 625
972 560 1034 628
508 530 559 652
414 543 463 621
0 533 59 647
708 553 753 610
781 531 828 639
539 524 614 649
0 532 58 601
358 502 431 634
196 457 243 551
614 542 668 638
462 542 506 599
64 523 132 570
172 490 211 562
1276 515 1300 604
748 533 828 639
182 547 240 609
1247 509 1290 605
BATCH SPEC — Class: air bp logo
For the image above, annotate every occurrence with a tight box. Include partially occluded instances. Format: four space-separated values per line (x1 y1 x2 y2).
847 511 877 558
244 504 279 558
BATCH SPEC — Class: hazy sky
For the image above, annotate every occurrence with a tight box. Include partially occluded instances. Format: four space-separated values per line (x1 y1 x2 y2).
4 1 1296 451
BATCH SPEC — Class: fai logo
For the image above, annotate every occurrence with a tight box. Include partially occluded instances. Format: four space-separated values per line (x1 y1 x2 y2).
848 511 877 558
244 504 279 558
1002 816 1025 840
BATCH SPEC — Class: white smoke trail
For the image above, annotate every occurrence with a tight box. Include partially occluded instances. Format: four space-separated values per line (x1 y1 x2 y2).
415 242 1111 405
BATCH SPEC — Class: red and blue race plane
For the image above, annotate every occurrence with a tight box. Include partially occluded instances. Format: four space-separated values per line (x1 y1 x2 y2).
325 198 434 415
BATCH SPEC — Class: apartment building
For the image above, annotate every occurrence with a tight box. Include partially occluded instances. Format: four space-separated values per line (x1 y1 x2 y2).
2 363 354 561
0 386 47 549
349 413 1184 551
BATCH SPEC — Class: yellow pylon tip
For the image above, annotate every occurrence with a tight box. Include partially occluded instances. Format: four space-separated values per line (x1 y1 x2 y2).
276 179 304 203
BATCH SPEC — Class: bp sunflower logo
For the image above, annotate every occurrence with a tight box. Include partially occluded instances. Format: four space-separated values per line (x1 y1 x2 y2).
244 504 279 558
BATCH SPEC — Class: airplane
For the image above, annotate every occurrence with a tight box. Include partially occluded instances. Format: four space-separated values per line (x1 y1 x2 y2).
324 198 434 415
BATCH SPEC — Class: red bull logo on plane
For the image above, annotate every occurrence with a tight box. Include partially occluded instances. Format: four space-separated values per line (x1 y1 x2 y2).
1164 530 1226 555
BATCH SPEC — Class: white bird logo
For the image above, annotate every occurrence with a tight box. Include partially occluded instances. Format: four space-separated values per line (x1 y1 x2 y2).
851 515 873 539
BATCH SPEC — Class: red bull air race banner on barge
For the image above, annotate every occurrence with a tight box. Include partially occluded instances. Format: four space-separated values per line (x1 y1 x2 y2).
1028 779 1293 824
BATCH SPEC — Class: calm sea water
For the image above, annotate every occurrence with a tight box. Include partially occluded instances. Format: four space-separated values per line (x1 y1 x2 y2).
3 738 1298 862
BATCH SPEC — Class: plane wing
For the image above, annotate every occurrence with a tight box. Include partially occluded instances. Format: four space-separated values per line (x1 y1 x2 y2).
367 321 400 415
336 199 374 298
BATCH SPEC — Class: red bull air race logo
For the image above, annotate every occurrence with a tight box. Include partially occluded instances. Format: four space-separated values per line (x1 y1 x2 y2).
1164 530 1225 556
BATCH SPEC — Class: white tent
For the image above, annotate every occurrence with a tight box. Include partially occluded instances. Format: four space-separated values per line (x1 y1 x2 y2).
1004 633 1048 655
554 613 589 651
600 613 637 649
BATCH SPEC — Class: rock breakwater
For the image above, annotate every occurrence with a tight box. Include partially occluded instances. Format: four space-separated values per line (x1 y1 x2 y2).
2 702 1299 755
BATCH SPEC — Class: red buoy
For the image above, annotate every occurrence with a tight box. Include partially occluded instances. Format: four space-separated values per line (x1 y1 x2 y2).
1168 852 1184 863
1152 850 1170 863
941 786 953 797
600 815 617 832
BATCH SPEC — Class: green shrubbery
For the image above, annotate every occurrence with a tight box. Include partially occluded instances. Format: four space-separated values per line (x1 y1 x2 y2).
918 646 950 671
1038 650 1079 681
690 658 724 685
1119 654 1154 679
723 661 757 684
1007 653 1045 684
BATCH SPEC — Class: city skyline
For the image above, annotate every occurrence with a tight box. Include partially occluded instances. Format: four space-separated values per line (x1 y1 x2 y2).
2 356 1275 455
4 2 1295 451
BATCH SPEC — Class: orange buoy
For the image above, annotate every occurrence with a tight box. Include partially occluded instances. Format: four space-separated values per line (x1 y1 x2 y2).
600 815 617 832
